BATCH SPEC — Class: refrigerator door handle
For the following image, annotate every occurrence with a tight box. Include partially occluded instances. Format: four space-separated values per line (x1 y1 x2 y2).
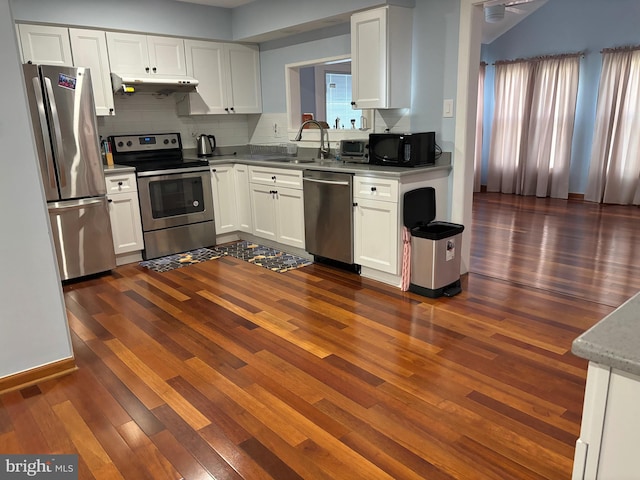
31 76 57 191
48 197 106 212
43 76 67 189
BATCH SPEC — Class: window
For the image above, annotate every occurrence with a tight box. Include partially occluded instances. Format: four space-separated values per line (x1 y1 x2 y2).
325 73 363 129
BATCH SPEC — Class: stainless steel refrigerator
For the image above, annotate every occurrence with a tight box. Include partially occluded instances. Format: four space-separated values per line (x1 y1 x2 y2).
23 64 116 281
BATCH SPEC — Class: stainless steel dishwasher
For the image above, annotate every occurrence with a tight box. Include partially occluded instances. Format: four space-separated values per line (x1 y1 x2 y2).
303 170 355 266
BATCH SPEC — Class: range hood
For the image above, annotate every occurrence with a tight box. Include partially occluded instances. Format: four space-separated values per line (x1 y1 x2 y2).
111 73 199 95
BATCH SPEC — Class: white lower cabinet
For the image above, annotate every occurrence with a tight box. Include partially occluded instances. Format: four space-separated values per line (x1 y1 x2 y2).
234 164 252 233
250 184 278 241
573 363 640 479
211 165 238 234
353 176 399 274
248 166 304 249
105 171 144 262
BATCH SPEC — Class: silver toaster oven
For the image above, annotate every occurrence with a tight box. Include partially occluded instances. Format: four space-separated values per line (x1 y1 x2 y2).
339 139 368 163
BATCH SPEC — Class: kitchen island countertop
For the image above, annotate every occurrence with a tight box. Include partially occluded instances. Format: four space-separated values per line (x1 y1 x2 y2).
572 292 640 376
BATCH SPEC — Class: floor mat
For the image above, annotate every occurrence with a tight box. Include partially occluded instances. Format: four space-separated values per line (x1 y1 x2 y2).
215 241 312 273
139 247 221 272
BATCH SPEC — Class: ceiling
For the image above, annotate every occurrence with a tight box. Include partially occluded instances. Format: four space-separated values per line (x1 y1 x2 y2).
174 0 548 45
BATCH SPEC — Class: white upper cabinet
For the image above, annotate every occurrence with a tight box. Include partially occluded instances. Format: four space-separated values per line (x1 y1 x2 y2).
69 28 115 116
106 32 187 77
224 43 262 114
351 6 412 109
181 40 227 114
18 24 73 66
178 40 261 115
18 24 114 116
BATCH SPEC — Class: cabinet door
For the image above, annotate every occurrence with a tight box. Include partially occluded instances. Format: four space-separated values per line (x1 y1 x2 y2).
354 198 399 274
224 43 262 114
275 187 305 249
211 165 237 235
18 24 72 66
106 32 150 76
250 185 277 241
234 164 252 233
147 36 187 77
69 28 115 116
107 191 144 255
351 8 387 109
182 40 227 114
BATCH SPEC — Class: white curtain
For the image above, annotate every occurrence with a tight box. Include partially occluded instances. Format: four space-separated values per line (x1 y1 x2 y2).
524 56 580 198
487 61 534 194
474 63 486 192
487 55 580 198
585 48 640 205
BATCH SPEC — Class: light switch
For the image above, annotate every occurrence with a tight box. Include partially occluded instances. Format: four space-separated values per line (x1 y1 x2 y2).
443 99 454 118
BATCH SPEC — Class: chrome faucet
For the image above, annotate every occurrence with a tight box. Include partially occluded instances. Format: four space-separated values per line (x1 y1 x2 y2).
294 120 329 160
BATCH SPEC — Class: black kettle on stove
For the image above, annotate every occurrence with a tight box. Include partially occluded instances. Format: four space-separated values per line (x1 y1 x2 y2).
197 134 216 157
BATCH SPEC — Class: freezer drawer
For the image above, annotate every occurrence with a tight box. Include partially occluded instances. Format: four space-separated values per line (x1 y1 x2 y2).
48 197 116 281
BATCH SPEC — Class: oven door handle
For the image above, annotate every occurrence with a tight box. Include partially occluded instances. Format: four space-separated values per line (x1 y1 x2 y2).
136 166 210 177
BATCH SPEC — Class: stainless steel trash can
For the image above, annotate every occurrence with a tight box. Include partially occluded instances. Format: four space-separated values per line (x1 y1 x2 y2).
403 188 464 298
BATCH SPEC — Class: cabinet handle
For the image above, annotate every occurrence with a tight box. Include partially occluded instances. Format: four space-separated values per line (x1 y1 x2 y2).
118 181 123 186
107 198 113 203
211 169 217 173
351 101 356 107
152 67 157 73
109 108 114 114
225 107 230 112
353 202 358 207
271 176 276 181
145 67 150 73
230 107 235 112
371 186 377 192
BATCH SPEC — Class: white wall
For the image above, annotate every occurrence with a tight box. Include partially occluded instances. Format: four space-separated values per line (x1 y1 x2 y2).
0 0 73 379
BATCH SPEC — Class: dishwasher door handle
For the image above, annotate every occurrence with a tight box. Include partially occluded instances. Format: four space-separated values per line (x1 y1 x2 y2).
303 177 350 186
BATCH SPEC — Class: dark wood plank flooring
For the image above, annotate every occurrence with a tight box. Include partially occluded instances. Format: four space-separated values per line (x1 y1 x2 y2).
2 192 639 479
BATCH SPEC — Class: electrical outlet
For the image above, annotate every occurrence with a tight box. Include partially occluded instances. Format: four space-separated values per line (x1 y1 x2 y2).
274 123 281 138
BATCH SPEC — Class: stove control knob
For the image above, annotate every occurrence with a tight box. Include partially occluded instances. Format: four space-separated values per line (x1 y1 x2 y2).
126 141 132 147
171 139 177 144
164 139 169 144
117 141 124 147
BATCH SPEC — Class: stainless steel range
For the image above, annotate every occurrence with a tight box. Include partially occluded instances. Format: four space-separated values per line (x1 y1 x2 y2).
109 133 215 260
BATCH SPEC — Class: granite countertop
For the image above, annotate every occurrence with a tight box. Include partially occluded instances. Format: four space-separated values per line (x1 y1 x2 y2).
572 292 640 376
183 149 452 179
103 164 136 174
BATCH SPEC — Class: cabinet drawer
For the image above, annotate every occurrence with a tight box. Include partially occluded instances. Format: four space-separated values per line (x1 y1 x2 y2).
353 176 398 202
248 166 302 189
105 172 137 193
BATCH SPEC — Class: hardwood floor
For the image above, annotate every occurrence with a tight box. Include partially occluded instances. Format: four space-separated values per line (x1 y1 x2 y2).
2 192 639 479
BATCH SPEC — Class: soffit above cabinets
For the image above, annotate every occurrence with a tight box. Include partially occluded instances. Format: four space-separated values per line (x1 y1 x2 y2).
174 0 256 7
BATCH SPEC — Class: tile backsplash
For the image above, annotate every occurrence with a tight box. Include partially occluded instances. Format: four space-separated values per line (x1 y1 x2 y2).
96 94 410 151
97 94 253 148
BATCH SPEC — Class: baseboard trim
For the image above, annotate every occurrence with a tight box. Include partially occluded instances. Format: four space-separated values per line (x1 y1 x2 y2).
0 357 77 395
568 193 585 201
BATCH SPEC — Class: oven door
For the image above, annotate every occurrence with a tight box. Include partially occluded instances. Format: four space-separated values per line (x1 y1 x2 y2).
136 169 214 232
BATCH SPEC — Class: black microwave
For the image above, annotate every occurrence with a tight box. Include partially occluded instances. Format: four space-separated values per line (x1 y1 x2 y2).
368 132 436 167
